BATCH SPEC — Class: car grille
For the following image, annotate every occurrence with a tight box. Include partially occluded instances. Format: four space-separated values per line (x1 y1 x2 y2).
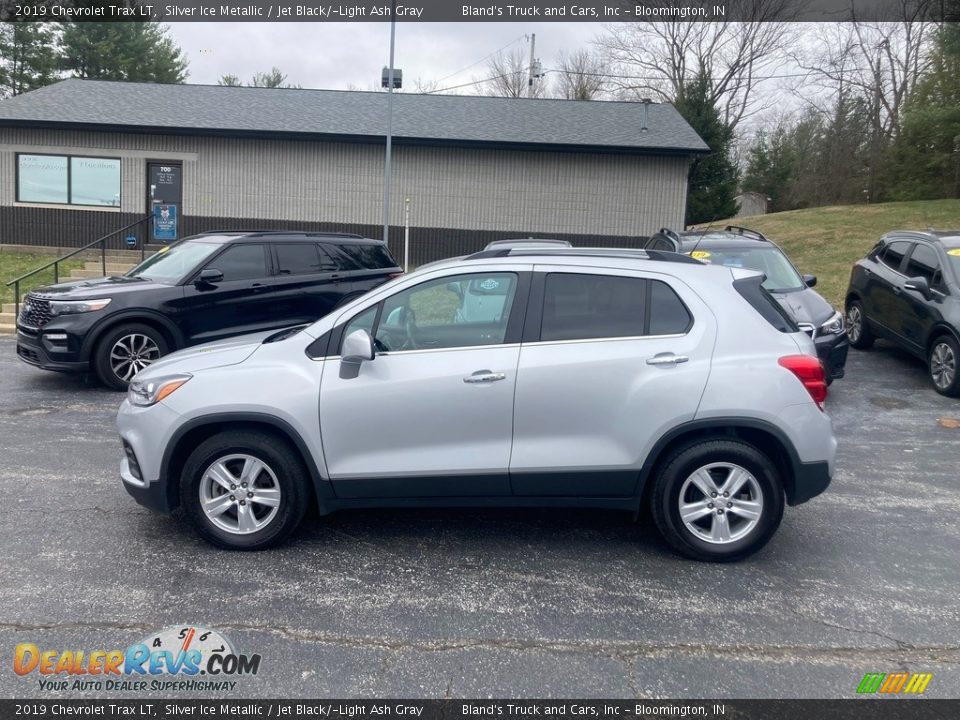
17 294 53 329
798 322 817 340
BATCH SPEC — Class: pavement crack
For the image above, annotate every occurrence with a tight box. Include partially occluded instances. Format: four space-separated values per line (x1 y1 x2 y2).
787 606 916 651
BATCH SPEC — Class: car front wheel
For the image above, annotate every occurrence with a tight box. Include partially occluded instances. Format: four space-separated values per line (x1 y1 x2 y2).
651 439 785 562
929 335 960 397
180 431 309 550
94 323 168 390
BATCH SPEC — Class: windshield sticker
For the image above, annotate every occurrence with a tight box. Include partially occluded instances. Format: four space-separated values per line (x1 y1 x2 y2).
157 246 170 254
948 249 960 257
689 251 712 260
479 279 500 290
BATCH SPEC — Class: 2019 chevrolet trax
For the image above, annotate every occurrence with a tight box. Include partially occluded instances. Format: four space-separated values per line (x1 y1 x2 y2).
117 246 836 562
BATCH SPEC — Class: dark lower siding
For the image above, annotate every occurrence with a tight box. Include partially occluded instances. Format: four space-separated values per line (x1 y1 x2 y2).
0 206 650 266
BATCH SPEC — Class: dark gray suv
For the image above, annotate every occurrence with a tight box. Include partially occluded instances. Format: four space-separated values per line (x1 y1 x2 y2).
646 226 848 382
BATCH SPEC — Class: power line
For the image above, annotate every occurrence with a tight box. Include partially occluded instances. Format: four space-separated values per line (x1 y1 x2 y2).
432 34 529 86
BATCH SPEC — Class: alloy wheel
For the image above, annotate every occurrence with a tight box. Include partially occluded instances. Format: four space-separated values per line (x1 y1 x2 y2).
678 462 764 544
110 333 161 382
199 454 282 535
847 306 862 343
931 342 956 391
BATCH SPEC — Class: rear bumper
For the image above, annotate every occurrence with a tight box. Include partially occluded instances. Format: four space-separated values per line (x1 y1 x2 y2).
16 329 88 372
790 460 832 505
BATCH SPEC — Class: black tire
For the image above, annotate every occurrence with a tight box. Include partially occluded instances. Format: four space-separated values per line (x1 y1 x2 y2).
93 323 169 390
180 431 309 550
846 300 874 350
928 334 960 397
651 439 785 562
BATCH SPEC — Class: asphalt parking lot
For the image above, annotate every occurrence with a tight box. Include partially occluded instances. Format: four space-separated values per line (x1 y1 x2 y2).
1 334 958 699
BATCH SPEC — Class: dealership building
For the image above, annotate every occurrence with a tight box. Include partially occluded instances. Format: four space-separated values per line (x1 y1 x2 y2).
0 79 707 264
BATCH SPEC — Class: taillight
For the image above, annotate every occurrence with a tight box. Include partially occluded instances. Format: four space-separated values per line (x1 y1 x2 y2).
778 355 828 408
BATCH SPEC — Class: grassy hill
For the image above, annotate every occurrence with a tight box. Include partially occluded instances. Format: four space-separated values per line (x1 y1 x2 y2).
702 199 960 308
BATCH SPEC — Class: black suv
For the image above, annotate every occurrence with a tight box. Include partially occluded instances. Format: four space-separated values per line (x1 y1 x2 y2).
16 231 401 389
846 230 960 396
645 226 848 382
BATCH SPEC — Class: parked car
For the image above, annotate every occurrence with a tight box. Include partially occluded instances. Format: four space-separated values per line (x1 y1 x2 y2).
16 231 401 390
846 230 960 396
117 246 836 562
645 226 848 383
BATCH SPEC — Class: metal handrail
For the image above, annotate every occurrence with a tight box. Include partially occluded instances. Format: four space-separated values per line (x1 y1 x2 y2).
5 215 152 321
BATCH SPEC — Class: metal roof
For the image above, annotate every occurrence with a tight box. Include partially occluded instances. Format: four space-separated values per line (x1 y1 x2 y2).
0 79 710 155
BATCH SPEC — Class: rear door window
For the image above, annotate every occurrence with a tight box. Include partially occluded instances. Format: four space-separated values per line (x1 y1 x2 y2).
334 243 398 270
276 243 337 275
649 280 693 335
540 273 646 341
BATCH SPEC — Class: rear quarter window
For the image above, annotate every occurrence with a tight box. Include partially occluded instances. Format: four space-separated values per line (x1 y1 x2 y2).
333 243 398 271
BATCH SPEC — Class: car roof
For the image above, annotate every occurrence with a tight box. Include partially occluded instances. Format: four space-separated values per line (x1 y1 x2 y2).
883 230 960 246
184 231 383 245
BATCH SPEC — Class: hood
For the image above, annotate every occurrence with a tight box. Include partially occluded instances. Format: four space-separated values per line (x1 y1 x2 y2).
30 275 170 298
134 330 277 378
769 287 835 326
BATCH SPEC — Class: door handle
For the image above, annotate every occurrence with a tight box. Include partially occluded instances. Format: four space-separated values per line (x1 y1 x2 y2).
251 283 267 293
892 286 902 295
463 370 506 384
646 353 689 366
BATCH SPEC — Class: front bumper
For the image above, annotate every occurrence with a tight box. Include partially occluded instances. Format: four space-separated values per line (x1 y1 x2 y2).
815 331 849 379
16 328 89 372
117 399 181 514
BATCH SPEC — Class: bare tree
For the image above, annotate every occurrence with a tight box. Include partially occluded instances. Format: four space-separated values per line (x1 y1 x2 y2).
792 1 935 197
554 48 609 100
594 0 799 129
484 48 545 98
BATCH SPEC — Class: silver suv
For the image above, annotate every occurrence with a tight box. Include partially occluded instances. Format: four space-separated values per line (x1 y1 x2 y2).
117 247 836 562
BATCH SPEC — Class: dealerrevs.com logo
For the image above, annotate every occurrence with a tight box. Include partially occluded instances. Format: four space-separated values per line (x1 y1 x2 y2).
14 626 261 692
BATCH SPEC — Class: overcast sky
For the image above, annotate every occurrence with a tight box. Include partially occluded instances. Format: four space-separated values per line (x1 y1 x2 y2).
168 22 599 91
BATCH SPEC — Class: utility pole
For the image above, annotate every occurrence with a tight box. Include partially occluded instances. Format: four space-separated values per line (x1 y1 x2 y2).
527 33 537 98
382 0 397 245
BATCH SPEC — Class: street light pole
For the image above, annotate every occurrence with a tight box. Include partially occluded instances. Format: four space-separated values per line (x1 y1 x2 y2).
382 0 397 245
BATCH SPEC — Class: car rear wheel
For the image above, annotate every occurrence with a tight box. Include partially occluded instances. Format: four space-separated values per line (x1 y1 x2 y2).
93 323 169 390
846 301 874 350
180 431 309 550
651 439 785 562
929 335 960 397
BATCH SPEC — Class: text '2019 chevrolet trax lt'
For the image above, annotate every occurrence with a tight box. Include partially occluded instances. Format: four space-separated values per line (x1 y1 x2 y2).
117 247 837 562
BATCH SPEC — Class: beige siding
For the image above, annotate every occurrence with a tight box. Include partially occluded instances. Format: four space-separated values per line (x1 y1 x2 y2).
0 128 690 236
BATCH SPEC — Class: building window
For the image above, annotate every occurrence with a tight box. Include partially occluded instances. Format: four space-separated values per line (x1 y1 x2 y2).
17 153 121 207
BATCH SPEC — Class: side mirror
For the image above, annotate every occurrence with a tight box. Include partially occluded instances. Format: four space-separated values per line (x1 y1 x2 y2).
197 268 223 285
339 329 375 379
904 276 930 298
802 274 817 288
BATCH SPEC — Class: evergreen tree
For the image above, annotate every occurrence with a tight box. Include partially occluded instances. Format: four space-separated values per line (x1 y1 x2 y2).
673 73 739 225
0 22 59 97
59 22 187 83
742 127 795 212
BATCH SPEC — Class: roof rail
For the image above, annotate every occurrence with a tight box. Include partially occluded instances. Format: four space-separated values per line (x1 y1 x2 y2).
463 246 703 265
200 229 367 239
724 225 769 242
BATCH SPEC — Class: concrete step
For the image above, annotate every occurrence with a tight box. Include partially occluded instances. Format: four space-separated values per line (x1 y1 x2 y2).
83 262 134 273
68 269 112 279
2 303 15 313
0 322 16 335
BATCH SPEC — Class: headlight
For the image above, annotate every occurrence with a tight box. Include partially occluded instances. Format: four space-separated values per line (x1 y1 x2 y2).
128 373 191 407
820 310 844 335
49 298 111 316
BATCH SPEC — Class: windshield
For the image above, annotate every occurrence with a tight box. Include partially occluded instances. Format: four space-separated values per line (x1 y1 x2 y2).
127 241 221 284
691 246 805 292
